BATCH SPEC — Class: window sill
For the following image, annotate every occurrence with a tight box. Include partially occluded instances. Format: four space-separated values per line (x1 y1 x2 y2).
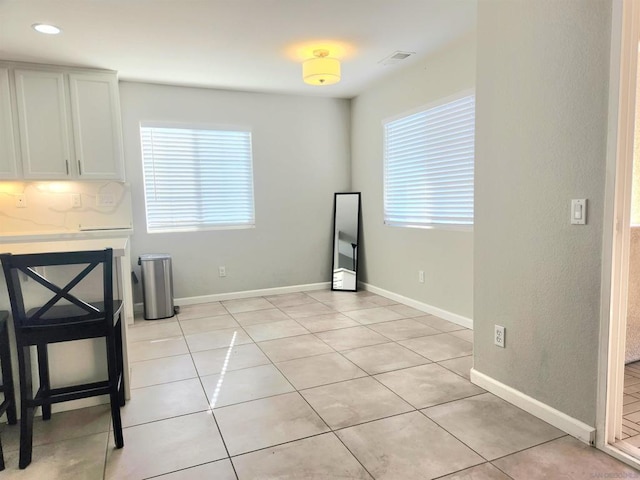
147 224 255 234
384 222 473 233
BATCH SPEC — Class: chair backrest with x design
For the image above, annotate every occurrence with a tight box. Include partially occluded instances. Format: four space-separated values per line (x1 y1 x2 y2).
1 249 114 335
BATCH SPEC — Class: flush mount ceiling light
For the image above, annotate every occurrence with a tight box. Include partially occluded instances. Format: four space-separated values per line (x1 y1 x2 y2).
303 49 340 86
32 23 62 35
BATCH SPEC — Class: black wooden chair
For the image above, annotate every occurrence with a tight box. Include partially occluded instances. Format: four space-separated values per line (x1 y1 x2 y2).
0 310 17 471
0 249 124 469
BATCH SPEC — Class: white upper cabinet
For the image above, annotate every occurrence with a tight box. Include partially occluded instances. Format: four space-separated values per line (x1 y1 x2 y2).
14 69 72 179
0 68 19 179
69 73 124 180
3 62 125 181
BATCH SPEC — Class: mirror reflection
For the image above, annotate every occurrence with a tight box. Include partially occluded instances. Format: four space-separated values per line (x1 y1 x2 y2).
332 192 361 291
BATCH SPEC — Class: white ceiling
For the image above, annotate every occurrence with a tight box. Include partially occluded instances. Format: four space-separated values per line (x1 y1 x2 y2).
0 0 476 98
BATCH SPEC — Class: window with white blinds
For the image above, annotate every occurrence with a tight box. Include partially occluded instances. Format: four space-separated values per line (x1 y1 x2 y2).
140 125 255 233
383 93 475 228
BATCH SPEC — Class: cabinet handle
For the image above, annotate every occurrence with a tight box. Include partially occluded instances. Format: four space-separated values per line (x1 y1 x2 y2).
78 160 82 176
65 160 69 175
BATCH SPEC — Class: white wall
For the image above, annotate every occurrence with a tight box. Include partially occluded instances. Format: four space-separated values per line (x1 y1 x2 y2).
474 0 612 425
119 82 351 299
351 33 476 319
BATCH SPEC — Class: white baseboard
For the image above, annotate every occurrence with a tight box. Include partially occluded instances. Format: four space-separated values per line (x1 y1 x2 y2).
4 396 109 421
359 282 473 329
50 396 108 414
470 368 596 445
134 282 331 312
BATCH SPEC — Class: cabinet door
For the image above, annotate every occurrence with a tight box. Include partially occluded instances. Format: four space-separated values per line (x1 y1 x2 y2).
0 68 19 178
14 69 71 179
69 73 124 180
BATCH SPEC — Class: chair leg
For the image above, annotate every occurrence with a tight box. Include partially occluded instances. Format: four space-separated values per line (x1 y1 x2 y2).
17 344 34 469
115 317 125 407
105 336 124 449
0 324 16 425
36 345 51 421
0 435 4 471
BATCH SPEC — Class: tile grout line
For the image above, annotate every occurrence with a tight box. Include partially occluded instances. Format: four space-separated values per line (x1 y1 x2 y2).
430 461 516 480
248 329 377 479
485 462 517 480
415 407 494 465
487 434 571 464
421 406 569 468
101 427 110 480
0 412 114 453
435 358 476 382
198 373 488 418
178 311 241 480
131 309 236 477
142 459 235 480
329 431 378 479
223 316 348 473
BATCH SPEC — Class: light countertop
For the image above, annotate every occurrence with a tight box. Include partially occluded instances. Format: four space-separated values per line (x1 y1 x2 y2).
0 228 133 244
0 237 129 256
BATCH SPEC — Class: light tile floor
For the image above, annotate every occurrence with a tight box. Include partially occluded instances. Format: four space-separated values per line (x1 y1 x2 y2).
1 290 638 479
620 361 640 445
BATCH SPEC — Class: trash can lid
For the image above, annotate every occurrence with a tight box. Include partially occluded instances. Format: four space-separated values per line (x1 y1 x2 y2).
139 254 171 261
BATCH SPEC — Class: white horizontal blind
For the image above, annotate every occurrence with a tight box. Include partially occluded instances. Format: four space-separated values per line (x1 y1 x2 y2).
384 93 475 227
140 125 255 232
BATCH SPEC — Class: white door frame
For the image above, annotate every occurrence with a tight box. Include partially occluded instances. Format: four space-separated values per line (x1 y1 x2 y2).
598 0 640 466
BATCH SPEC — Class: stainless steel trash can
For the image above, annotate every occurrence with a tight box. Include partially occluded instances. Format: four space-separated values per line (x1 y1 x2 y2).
138 254 175 320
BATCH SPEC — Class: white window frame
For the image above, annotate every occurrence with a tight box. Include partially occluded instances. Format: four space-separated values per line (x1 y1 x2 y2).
382 90 475 231
140 122 256 234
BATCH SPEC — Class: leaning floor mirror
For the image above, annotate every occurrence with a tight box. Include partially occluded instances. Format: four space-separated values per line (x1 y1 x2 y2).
331 192 361 292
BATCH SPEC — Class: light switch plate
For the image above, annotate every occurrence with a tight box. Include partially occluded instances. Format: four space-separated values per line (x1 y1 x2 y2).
571 199 586 225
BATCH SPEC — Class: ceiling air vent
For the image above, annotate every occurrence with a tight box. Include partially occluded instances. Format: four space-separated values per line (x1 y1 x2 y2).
379 51 416 66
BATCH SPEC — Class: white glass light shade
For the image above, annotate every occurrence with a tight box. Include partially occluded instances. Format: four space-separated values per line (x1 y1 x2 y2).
303 56 341 86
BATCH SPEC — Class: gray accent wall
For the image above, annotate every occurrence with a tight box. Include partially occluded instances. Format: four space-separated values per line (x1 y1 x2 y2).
351 33 477 319
119 82 351 299
473 0 612 425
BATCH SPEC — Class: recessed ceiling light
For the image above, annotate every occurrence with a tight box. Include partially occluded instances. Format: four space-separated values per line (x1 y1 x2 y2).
32 23 62 35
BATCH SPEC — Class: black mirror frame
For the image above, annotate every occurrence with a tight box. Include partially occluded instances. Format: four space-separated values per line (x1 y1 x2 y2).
331 192 362 292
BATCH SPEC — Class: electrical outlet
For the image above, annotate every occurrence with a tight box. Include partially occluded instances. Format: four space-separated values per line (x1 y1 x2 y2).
218 266 226 277
495 325 506 348
15 194 27 208
71 193 82 208
96 193 115 207
418 270 425 283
